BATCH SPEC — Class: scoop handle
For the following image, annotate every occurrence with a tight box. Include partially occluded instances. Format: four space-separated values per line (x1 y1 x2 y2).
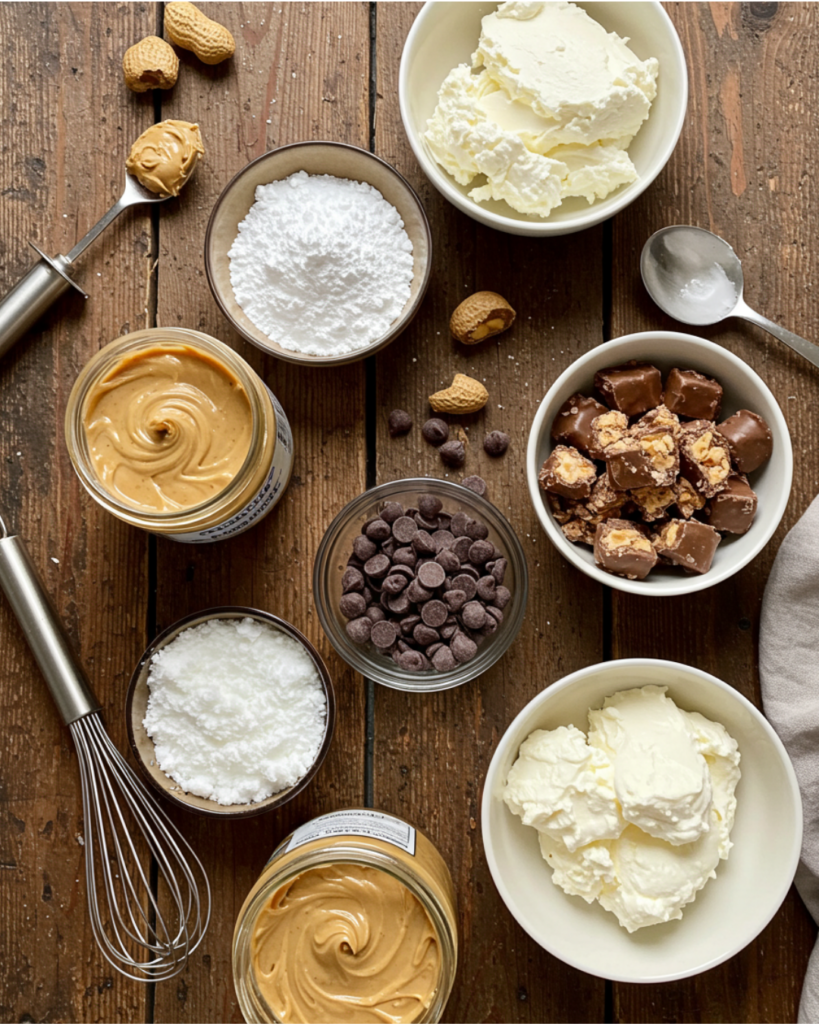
736 300 819 372
0 527 99 725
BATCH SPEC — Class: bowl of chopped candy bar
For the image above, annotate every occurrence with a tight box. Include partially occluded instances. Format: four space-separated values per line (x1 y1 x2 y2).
527 332 792 596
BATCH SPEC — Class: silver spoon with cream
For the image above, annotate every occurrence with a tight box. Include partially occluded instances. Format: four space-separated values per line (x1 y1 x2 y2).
641 225 819 371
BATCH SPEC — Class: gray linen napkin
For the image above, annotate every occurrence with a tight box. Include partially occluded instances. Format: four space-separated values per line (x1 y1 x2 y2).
760 494 819 1023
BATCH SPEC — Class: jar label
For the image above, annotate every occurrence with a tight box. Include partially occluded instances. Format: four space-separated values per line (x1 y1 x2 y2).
169 386 293 544
285 810 417 856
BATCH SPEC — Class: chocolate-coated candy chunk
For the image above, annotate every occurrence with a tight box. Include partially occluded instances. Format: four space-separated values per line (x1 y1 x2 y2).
593 519 659 581
594 362 663 417
440 440 466 468
663 368 723 421
538 445 597 500
586 476 626 519
634 404 681 437
589 410 628 459
653 519 721 575
717 409 773 473
421 418 449 446
604 438 656 491
484 430 510 457
551 393 609 454
679 421 732 497
631 485 676 523
674 477 706 519
388 409 412 437
562 519 596 545
704 474 758 534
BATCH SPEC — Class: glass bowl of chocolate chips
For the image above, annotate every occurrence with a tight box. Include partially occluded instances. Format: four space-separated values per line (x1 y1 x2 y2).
527 331 793 597
314 478 529 691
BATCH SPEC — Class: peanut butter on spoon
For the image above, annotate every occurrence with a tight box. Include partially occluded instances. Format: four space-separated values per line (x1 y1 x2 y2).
125 119 204 196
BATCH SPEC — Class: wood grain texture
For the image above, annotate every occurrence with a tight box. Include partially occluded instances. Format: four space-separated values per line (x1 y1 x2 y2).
372 5 606 1022
153 4 370 1021
0 4 158 1022
609 4 818 1022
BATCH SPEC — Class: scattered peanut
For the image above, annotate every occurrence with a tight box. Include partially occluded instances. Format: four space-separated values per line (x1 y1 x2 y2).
429 374 489 415
122 35 179 92
164 1 235 65
450 291 515 345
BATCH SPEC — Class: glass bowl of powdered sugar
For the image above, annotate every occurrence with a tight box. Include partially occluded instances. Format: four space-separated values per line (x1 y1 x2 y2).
205 142 432 366
125 607 335 818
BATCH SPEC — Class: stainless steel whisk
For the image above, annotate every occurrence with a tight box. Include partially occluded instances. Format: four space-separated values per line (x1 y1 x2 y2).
0 513 211 981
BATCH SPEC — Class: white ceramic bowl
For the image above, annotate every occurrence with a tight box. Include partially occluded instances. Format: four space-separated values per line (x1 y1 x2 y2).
399 2 688 237
527 332 793 596
482 658 802 982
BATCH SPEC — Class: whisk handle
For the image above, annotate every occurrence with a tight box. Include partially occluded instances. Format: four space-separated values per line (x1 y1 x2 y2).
0 532 100 724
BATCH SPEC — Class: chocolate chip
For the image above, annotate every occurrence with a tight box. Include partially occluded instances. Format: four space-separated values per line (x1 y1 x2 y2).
364 553 391 578
367 576 382 593
468 540 494 565
413 623 440 646
432 645 457 671
378 501 405 524
491 558 507 584
493 586 511 609
461 601 487 630
388 409 412 437
481 616 498 636
452 536 472 561
426 642 444 658
342 567 365 593
407 579 433 604
418 494 443 518
393 546 417 568
431 529 455 552
465 519 489 541
366 519 392 542
422 418 449 446
486 605 503 623
382 574 408 595
340 592 367 619
353 535 377 561
421 599 448 628
451 574 477 600
435 549 460 574
400 614 421 635
462 475 487 497
387 592 412 615
414 513 440 531
389 564 415 581
440 440 465 468
366 606 386 623
444 589 467 613
362 517 380 534
417 561 446 589
392 516 418 544
457 565 480 582
381 538 397 559
346 617 372 644
371 620 398 648
398 650 425 672
476 576 496 601
484 431 510 457
450 512 471 537
440 623 458 640
411 531 437 555
451 632 478 664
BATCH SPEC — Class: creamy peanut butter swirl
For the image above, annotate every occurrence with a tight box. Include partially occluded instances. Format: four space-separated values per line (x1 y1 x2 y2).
126 119 204 196
82 345 252 513
251 864 441 1024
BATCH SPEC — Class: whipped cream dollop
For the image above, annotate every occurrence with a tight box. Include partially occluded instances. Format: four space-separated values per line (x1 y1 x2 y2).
503 685 741 932
423 1 659 218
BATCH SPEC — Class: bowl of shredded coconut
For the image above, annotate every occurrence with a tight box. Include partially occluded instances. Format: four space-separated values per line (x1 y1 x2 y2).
126 608 335 818
205 142 432 365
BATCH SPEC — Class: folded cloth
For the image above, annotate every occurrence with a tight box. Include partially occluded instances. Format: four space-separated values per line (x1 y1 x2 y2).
760 494 819 1023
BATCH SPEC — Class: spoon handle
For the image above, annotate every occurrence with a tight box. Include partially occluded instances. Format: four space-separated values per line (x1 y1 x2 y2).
736 302 819 371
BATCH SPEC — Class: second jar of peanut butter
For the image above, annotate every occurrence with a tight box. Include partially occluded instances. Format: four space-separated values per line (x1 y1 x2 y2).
65 327 292 542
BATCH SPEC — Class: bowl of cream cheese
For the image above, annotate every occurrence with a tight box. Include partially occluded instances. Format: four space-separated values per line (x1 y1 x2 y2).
481 658 802 982
400 1 688 236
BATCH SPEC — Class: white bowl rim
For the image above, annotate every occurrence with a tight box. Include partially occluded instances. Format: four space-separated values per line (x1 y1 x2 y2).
526 331 794 596
398 1 689 236
480 656 804 983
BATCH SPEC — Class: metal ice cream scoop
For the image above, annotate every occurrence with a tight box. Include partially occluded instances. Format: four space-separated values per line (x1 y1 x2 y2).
0 172 170 361
641 225 819 372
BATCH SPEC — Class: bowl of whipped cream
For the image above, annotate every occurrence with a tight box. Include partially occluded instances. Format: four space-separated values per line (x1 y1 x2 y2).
400 1 688 236
481 658 802 981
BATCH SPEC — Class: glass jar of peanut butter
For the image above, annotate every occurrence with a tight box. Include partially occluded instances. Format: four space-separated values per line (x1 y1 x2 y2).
65 328 292 542
232 809 458 1024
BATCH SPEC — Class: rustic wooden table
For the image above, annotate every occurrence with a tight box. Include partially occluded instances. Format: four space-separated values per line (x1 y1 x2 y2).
2 2 818 1022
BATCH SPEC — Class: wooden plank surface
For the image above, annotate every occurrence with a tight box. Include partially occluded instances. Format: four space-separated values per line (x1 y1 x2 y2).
0 2 817 1023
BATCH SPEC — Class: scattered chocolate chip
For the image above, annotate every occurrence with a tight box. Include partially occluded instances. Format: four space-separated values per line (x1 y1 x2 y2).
411 531 437 555
484 431 510 457
388 409 412 437
462 475 487 496
440 440 466 468
426 642 444 658
414 513 440 531
422 418 449 446
431 529 455 552
400 614 421 635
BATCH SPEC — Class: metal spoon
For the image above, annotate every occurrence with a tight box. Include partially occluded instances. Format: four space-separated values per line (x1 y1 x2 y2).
0 172 170 361
640 225 819 371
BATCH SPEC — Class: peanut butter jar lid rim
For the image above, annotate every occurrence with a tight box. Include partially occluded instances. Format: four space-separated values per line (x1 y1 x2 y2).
66 327 277 523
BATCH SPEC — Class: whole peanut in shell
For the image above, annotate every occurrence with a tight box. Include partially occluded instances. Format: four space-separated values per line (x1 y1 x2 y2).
164 1 235 65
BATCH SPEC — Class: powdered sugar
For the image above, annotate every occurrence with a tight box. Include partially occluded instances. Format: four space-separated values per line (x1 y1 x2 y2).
228 171 414 357
143 617 327 805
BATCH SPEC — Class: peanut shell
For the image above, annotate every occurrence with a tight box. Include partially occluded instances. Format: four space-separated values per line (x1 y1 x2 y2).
122 35 179 92
450 291 515 345
429 373 489 415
